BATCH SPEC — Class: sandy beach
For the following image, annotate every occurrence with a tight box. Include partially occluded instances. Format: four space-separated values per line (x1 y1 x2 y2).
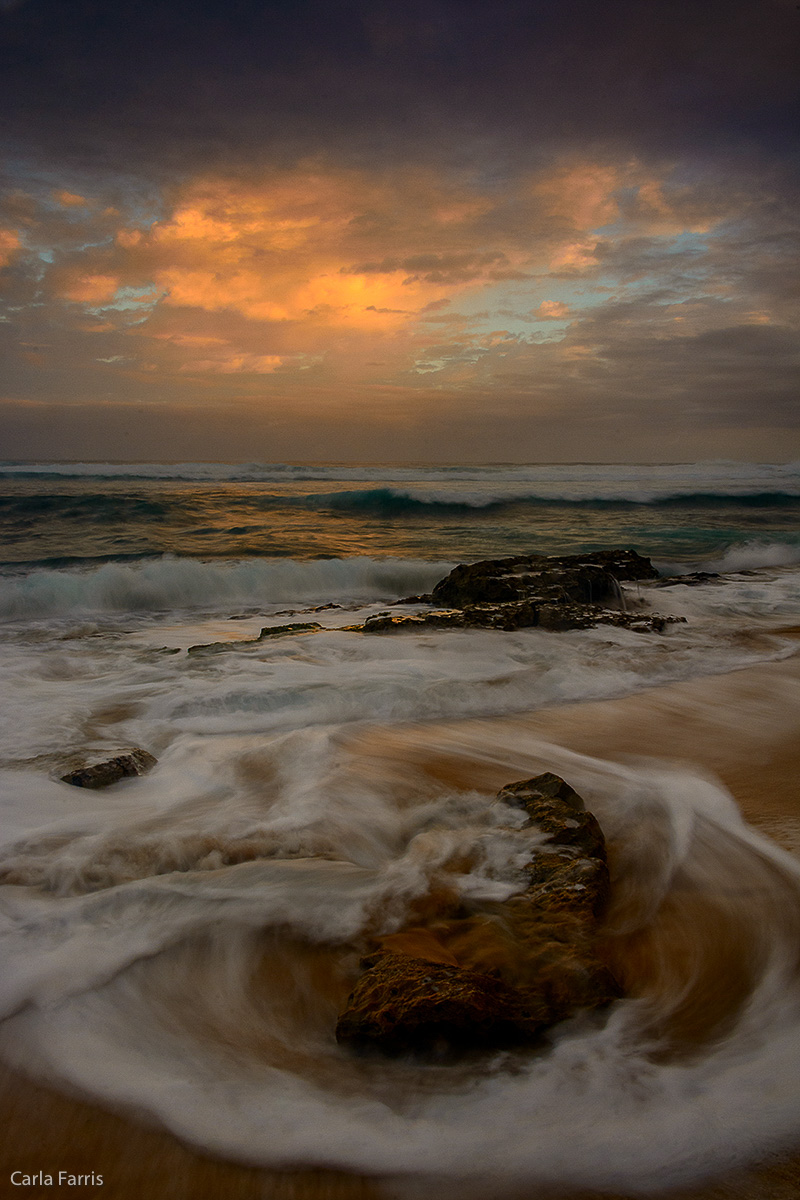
1 645 799 1200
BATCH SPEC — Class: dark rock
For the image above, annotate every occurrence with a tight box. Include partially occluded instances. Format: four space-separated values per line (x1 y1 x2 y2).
359 602 680 636
653 571 721 588
519 846 610 919
258 621 322 638
335 953 548 1057
431 549 658 608
354 550 677 636
336 773 621 1058
187 622 322 654
60 748 157 789
494 904 621 1019
496 772 607 860
362 610 465 633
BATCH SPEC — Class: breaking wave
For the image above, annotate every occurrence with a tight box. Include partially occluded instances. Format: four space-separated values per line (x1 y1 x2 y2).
704 540 800 572
0 555 451 620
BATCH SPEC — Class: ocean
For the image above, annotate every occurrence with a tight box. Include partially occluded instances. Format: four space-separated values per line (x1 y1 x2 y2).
1 459 800 1197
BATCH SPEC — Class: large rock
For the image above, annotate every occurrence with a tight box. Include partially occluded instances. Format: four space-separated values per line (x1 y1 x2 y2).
359 549 675 636
336 773 620 1058
430 549 658 608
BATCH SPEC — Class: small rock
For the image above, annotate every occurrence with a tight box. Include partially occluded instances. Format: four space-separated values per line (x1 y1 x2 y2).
362 610 464 633
60 748 157 790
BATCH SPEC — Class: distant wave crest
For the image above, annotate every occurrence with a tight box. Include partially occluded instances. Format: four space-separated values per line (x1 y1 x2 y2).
303 487 800 514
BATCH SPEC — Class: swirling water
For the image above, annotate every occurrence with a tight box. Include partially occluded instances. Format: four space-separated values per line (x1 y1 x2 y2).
1 460 799 1195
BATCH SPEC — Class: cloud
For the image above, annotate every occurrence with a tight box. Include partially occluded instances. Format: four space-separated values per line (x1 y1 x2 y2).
0 228 22 268
2 0 796 190
537 301 570 320
61 274 119 303
0 0 797 468
53 190 88 208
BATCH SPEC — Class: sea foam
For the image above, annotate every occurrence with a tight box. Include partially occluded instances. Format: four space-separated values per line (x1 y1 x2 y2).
0 555 451 620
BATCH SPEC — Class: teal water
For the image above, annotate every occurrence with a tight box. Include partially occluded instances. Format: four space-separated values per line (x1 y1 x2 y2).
0 461 798 573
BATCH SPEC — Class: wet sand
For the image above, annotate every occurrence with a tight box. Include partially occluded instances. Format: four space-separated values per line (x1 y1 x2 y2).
2 648 799 1200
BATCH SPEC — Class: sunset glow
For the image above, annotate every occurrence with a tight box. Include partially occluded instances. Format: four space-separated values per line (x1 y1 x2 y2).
1 0 797 461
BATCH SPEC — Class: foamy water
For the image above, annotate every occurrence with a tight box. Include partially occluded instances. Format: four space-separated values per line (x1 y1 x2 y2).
2 717 800 1196
1 460 799 1194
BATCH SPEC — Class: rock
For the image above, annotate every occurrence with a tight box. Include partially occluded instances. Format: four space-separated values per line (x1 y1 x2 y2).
360 602 677 637
354 550 679 636
362 610 465 633
335 953 548 1057
393 593 434 605
336 773 620 1058
518 846 610 918
60 748 157 789
187 622 322 654
430 549 658 608
653 571 721 588
496 772 606 861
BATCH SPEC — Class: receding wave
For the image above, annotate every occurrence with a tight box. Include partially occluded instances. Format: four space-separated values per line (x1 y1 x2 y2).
0 555 451 620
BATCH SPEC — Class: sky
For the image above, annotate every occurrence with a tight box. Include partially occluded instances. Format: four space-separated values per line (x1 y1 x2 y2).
0 0 798 463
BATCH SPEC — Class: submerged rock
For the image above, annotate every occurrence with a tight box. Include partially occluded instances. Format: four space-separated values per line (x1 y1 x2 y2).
60 747 157 789
187 621 322 654
336 773 620 1058
653 571 721 588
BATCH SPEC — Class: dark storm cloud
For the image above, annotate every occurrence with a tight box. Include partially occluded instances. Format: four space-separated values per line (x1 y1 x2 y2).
1 0 798 183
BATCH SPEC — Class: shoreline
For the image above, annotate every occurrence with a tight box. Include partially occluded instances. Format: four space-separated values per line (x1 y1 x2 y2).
1 648 800 1200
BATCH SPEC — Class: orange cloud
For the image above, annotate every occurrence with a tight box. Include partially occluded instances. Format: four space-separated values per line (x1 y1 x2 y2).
31 156 740 397
549 239 603 272
62 274 119 303
54 190 88 208
537 300 570 319
0 228 22 268
534 162 623 231
140 169 497 330
179 353 285 374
